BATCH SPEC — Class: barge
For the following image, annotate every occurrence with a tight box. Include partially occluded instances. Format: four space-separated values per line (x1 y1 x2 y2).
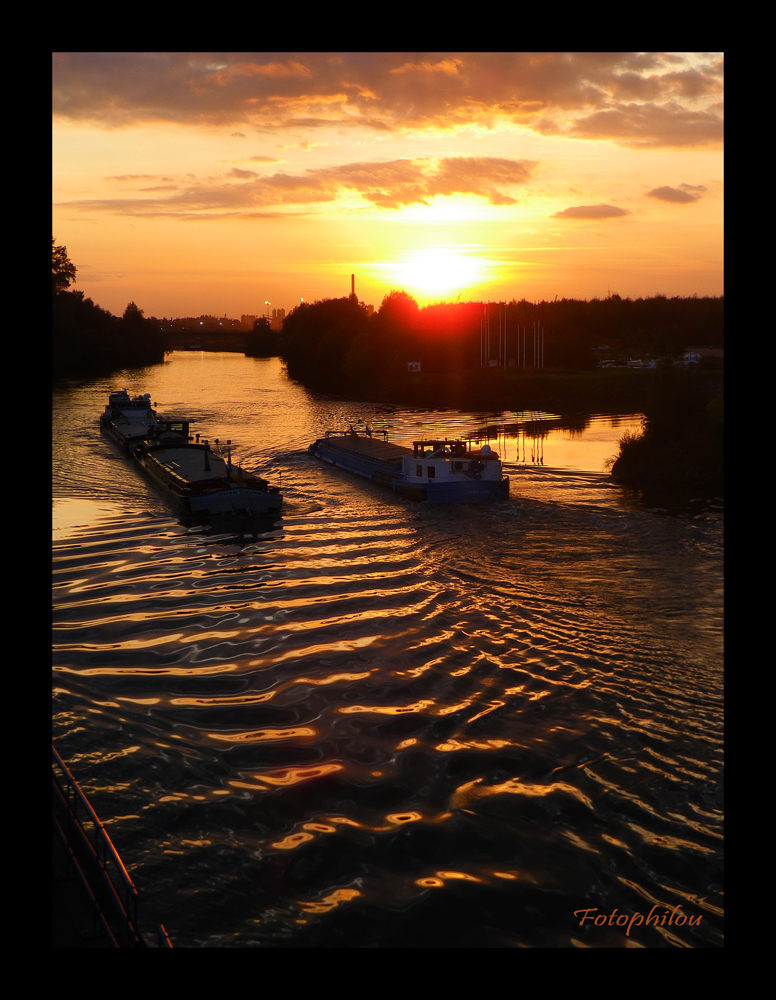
309 425 509 502
100 389 283 517
133 426 282 517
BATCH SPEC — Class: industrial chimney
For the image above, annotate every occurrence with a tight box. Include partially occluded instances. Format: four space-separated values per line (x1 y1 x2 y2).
351 274 355 296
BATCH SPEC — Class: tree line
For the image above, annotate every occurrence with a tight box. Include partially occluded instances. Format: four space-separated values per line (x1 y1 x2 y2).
271 290 723 393
52 240 166 377
52 235 722 391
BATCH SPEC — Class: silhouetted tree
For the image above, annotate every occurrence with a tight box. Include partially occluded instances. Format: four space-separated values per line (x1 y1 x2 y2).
52 245 165 376
121 301 146 326
280 296 370 389
52 238 76 295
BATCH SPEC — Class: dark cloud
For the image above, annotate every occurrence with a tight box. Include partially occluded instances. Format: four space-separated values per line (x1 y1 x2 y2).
647 184 707 203
229 167 260 179
52 52 723 150
560 101 722 148
552 205 631 219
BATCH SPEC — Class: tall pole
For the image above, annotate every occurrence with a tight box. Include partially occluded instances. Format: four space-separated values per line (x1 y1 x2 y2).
487 303 491 364
498 303 502 365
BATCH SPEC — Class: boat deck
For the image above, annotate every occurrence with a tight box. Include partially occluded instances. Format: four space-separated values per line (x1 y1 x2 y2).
111 416 153 435
323 435 411 465
151 446 234 483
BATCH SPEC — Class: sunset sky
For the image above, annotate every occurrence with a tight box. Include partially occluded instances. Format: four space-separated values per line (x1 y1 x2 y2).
52 52 724 320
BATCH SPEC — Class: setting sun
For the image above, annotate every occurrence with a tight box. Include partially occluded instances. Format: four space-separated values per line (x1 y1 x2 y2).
374 247 492 302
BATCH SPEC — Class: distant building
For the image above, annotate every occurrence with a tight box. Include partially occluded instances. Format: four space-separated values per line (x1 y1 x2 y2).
680 347 724 367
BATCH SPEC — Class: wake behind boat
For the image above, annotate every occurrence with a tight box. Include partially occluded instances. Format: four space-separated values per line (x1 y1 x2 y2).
309 423 509 502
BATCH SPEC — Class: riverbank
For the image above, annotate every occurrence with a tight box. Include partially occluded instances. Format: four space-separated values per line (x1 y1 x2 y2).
295 363 722 416
289 362 724 499
609 369 723 499
610 403 723 499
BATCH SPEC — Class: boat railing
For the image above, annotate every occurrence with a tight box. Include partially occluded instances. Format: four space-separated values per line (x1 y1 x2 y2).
325 427 389 442
52 745 172 948
411 439 469 458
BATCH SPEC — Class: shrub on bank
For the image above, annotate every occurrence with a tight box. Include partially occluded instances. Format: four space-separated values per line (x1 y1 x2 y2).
610 369 723 496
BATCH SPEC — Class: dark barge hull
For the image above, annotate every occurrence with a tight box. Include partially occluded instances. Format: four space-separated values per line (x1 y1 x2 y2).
133 443 282 516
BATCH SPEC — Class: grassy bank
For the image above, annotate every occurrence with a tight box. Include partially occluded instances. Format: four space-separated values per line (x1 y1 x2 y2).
352 365 722 415
609 369 723 498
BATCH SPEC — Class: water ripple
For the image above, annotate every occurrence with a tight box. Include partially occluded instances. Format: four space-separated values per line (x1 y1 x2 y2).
52 361 723 947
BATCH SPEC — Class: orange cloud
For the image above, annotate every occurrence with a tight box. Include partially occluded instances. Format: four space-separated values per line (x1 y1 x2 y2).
56 155 539 217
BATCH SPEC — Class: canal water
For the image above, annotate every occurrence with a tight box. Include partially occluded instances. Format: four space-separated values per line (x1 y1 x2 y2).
52 352 723 948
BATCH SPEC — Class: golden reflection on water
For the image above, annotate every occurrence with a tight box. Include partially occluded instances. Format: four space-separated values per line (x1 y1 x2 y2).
339 700 434 715
270 636 377 663
273 831 315 850
53 663 241 677
292 671 373 686
255 764 343 786
437 738 514 752
417 867 525 889
386 811 422 824
495 414 644 472
171 692 275 707
271 808 454 854
52 497 123 539
209 727 316 743
229 763 343 792
298 888 361 914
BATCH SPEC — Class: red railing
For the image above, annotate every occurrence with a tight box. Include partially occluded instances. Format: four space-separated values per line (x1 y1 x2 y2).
52 746 172 948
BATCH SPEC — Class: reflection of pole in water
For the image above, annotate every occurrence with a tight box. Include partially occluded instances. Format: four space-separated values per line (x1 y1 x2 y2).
511 419 546 464
522 417 544 465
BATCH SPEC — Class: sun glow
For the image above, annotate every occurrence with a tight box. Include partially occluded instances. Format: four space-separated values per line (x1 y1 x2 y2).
374 247 492 302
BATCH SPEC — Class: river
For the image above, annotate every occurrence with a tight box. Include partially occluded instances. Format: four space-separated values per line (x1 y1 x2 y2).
52 352 723 948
